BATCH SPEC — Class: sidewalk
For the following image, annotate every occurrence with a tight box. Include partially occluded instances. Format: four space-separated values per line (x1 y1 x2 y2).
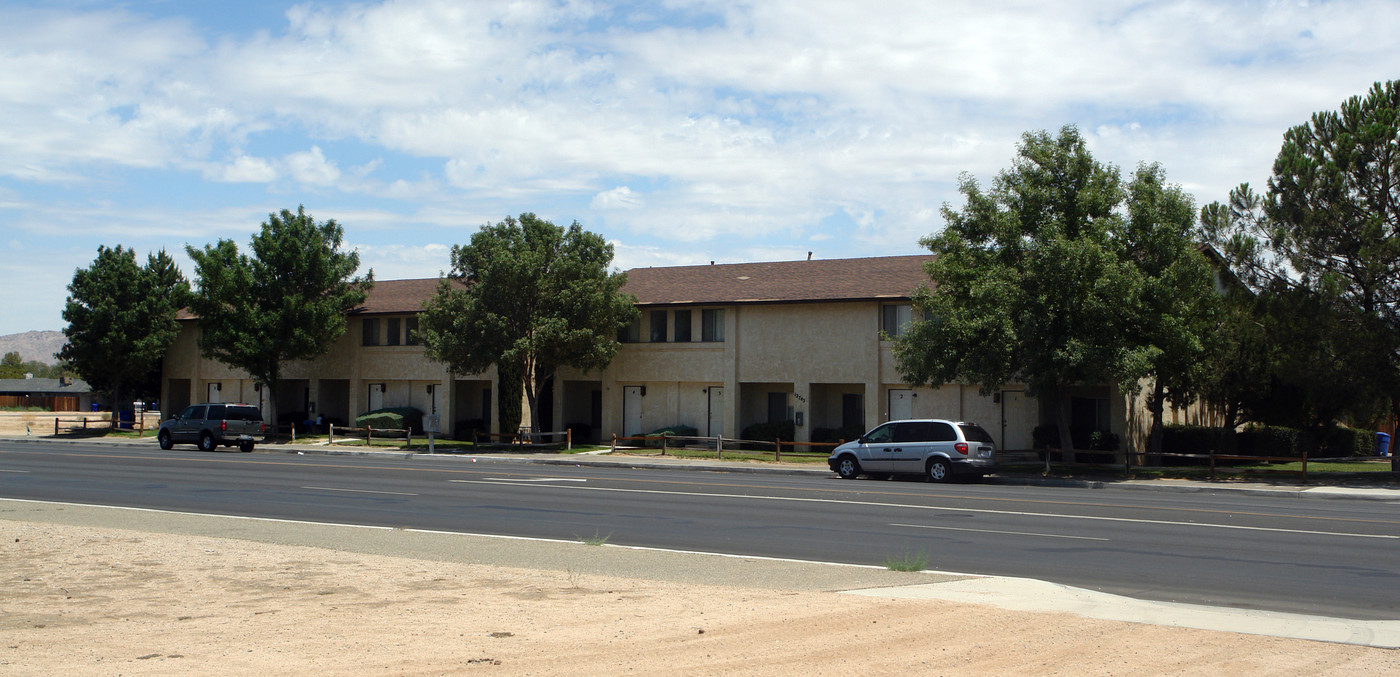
9 433 1400 501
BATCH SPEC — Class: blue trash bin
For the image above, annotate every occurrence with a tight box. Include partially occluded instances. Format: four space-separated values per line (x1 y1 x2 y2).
1376 432 1390 457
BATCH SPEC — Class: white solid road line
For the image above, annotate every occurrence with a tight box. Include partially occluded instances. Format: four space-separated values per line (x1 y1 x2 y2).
447 479 1400 540
301 486 418 496
891 522 1111 541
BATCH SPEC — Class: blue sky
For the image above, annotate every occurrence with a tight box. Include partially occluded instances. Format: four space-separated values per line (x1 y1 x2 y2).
2 0 1397 337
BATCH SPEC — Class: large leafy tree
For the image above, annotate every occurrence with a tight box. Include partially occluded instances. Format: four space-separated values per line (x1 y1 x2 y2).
895 126 1155 451
186 206 372 423
419 213 637 433
60 246 189 420
1123 164 1219 452
1200 80 1400 427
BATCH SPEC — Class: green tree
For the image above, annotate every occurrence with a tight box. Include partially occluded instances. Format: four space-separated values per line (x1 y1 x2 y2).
419 213 638 433
59 246 189 422
895 126 1154 452
186 206 372 425
0 352 22 379
1123 163 1220 453
1199 80 1400 427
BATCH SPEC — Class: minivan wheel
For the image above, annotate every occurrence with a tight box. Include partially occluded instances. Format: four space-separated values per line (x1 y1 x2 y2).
926 458 951 483
158 430 173 450
836 456 861 480
198 432 216 452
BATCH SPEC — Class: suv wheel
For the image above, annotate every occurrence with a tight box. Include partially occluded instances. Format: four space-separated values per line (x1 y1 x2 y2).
158 430 173 450
835 456 861 480
198 432 216 452
926 458 951 483
239 440 254 453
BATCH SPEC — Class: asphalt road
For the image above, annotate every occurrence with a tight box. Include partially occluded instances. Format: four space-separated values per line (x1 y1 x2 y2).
2 439 1398 620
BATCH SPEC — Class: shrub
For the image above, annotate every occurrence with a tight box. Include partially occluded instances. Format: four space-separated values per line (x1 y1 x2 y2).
811 425 867 444
641 424 698 447
1321 426 1377 457
355 407 425 434
740 420 795 450
1161 425 1237 454
1236 425 1308 458
454 418 486 441
1032 425 1119 450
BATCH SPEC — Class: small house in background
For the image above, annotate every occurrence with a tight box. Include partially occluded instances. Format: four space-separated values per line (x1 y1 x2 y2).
0 375 94 412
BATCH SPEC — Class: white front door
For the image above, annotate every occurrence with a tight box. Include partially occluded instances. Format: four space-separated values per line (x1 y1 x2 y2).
707 387 725 437
207 383 221 403
623 386 644 437
888 389 913 421
1001 390 1036 450
368 383 385 411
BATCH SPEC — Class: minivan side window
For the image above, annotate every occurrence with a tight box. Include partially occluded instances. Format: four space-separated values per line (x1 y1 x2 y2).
895 421 940 442
929 422 958 442
864 423 895 443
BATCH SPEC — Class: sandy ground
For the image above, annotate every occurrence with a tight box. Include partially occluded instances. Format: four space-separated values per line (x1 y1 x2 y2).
3 515 1396 676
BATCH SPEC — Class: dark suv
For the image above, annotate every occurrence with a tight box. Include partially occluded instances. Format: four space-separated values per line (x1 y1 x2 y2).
827 419 997 482
158 403 265 452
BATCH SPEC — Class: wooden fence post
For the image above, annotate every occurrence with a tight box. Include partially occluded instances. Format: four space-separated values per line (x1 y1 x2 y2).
1301 449 1308 483
329 423 335 444
566 428 572 451
661 434 668 456
54 418 59 435
774 440 782 462
611 433 617 453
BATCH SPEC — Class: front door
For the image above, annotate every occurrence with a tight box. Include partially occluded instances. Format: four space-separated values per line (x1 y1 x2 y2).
707 387 725 437
888 389 913 421
623 386 643 437
1001 390 1035 450
368 383 384 411
207 383 221 404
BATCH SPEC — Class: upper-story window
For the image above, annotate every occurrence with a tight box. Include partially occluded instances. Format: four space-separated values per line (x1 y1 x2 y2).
881 304 913 338
701 308 725 342
362 318 380 346
386 317 402 346
649 310 668 343
405 317 420 345
618 317 641 343
674 310 692 342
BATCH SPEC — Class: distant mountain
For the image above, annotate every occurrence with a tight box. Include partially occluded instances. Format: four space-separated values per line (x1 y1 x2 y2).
0 330 66 364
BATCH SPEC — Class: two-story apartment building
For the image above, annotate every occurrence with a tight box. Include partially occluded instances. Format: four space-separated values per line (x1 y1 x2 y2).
162 255 1145 450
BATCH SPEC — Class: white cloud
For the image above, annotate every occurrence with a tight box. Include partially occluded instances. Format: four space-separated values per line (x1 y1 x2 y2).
218 155 278 183
284 146 341 186
591 186 642 210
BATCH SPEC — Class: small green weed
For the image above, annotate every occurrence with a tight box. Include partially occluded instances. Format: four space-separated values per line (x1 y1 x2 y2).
882 551 929 572
577 530 612 546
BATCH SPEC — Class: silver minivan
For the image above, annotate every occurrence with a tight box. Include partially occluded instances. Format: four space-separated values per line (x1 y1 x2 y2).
827 419 997 482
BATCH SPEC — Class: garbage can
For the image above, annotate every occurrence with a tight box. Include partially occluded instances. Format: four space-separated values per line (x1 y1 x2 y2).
1376 432 1391 457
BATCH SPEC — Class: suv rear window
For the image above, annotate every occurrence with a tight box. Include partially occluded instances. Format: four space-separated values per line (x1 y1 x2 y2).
224 405 263 421
959 424 995 443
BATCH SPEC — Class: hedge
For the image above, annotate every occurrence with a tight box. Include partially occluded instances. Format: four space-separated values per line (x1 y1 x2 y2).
354 407 425 434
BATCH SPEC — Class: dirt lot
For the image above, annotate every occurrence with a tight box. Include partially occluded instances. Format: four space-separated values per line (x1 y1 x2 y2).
2 516 1396 676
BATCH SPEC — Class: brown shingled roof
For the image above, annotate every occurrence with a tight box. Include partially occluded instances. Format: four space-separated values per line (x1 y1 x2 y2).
350 278 454 315
620 255 935 306
177 256 935 319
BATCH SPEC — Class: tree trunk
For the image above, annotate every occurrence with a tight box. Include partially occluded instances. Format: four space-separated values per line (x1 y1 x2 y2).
1147 378 1165 456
